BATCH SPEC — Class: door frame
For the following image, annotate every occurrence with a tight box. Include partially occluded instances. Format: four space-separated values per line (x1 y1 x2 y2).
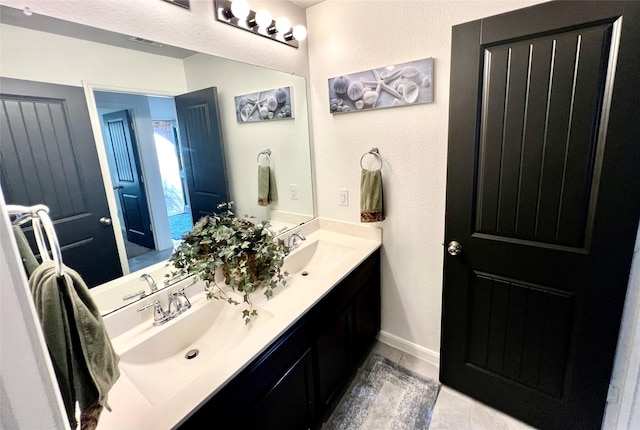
82 82 179 274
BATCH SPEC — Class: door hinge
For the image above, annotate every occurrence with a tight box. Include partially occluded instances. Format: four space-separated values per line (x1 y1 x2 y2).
149 224 153 232
607 384 619 404
140 174 144 183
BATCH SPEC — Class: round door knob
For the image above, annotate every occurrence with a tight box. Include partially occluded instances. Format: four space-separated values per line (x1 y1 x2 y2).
99 217 112 226
447 240 462 256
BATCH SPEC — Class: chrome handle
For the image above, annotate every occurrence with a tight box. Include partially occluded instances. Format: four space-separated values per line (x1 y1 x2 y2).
113 185 124 190
123 290 146 301
137 300 161 312
99 217 112 226
447 240 462 256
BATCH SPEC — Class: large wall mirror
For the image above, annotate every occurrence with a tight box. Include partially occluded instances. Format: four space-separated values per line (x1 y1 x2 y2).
0 5 314 315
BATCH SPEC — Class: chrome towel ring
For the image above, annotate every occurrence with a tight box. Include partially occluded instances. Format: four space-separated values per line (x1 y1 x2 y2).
360 147 383 170
257 149 272 165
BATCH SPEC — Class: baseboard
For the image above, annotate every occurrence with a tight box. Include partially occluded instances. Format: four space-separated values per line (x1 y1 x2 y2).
378 330 440 368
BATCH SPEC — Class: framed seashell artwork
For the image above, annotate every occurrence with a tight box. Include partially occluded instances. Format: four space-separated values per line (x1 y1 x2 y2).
328 58 433 114
161 0 190 9
235 86 294 123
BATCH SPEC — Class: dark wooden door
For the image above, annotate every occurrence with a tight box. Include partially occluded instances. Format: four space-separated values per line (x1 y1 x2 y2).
174 87 229 221
1 77 122 287
102 110 154 249
441 2 640 429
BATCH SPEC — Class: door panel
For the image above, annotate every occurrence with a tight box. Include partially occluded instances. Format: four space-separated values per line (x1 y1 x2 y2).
174 87 229 220
441 2 640 429
1 77 122 287
103 110 154 249
476 23 611 247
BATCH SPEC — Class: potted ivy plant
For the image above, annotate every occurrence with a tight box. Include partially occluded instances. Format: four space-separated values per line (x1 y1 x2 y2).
168 210 289 324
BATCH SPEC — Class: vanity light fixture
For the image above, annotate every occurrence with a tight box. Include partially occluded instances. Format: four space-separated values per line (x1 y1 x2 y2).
214 0 307 48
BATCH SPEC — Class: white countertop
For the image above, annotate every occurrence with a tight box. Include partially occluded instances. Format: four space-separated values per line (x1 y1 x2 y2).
98 218 381 429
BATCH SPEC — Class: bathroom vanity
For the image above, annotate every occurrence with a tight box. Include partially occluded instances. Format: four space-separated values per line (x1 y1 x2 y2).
180 247 380 429
98 219 381 429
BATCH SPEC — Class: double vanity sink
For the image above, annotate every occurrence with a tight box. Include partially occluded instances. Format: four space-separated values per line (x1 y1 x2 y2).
98 218 381 429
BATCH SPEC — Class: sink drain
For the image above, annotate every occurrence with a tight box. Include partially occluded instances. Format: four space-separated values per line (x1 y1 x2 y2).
185 349 199 360
301 271 309 277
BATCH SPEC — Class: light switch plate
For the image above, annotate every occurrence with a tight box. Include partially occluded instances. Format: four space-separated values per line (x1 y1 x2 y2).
289 184 299 200
339 189 349 206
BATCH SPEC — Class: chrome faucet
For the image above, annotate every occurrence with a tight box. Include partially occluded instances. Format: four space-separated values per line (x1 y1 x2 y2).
288 232 306 250
137 279 197 326
140 273 158 293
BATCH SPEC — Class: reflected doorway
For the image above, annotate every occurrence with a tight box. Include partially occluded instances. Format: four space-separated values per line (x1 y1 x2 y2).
94 91 193 273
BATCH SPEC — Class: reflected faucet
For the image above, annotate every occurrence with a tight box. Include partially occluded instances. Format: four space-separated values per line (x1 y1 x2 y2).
140 273 158 293
137 278 197 326
288 232 306 250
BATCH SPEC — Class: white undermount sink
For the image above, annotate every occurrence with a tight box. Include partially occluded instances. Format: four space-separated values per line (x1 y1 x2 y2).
112 289 273 405
283 239 355 278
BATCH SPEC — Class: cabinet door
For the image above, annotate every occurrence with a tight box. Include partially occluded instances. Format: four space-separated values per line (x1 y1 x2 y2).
315 306 351 412
353 277 381 363
252 348 315 430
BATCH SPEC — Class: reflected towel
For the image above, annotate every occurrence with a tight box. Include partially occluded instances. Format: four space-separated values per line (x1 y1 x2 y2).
360 169 384 222
29 261 120 430
258 165 278 206
12 224 39 277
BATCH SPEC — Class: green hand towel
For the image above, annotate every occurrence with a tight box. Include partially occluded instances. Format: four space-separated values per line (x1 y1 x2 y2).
29 261 120 430
258 165 278 206
360 169 384 222
12 224 39 277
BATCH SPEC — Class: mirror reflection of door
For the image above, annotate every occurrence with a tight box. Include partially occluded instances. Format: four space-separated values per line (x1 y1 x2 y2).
0 77 122 287
102 110 155 250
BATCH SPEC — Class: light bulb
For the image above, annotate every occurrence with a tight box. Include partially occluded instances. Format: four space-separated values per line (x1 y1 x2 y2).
23 6 33 16
230 0 250 20
255 9 272 28
275 16 291 34
292 25 307 41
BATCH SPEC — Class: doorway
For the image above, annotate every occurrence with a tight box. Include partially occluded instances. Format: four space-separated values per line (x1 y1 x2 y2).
94 91 193 273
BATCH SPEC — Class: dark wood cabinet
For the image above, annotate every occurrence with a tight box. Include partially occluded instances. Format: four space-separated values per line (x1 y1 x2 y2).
178 249 380 430
252 348 315 430
312 250 381 418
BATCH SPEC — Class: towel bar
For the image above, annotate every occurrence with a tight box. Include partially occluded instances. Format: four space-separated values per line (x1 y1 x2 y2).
7 204 64 277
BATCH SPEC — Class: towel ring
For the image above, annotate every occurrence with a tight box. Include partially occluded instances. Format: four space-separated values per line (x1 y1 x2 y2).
360 148 383 170
257 149 272 166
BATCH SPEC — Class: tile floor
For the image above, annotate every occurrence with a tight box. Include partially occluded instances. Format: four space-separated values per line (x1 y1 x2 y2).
369 342 537 430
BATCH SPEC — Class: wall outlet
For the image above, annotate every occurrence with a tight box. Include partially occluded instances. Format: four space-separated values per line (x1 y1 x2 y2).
339 189 349 206
289 184 299 200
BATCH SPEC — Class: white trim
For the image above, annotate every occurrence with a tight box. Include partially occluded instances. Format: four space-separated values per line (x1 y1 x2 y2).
378 330 440 368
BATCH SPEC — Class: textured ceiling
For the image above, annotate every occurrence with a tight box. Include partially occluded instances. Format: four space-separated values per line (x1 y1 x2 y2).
288 0 326 9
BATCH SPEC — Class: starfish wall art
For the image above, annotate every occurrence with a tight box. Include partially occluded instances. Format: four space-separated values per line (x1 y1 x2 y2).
328 58 433 114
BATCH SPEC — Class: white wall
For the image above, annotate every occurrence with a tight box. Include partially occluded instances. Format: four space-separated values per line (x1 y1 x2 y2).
0 23 187 92
306 0 545 359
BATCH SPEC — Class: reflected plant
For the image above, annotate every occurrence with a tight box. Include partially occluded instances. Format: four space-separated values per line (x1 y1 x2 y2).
169 210 289 324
